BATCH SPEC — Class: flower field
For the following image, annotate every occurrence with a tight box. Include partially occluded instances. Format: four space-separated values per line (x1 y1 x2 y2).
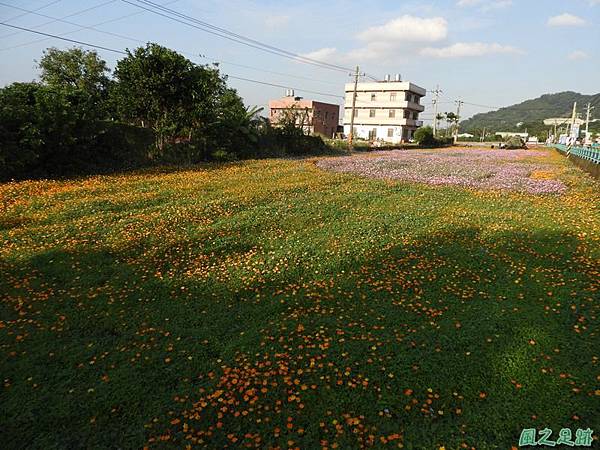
317 148 567 194
1 148 599 449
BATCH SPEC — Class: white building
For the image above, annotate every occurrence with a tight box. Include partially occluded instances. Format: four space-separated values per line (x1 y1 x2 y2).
343 75 426 144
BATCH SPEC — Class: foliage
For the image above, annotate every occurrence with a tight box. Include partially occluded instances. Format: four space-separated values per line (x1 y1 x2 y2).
414 125 453 147
2 44 352 180
38 47 112 118
1 150 598 448
0 83 95 179
461 91 600 134
505 135 527 149
0 82 152 180
274 106 311 137
38 47 111 98
413 125 436 146
205 90 264 160
112 43 226 154
256 122 329 157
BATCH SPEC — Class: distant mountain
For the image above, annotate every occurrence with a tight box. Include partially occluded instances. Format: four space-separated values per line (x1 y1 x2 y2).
460 91 600 134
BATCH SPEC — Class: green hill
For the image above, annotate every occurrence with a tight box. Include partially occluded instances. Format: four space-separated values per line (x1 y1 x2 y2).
460 91 600 137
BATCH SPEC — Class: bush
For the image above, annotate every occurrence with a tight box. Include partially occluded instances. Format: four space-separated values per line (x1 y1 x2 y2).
414 126 436 146
0 82 153 180
413 126 452 148
505 136 526 149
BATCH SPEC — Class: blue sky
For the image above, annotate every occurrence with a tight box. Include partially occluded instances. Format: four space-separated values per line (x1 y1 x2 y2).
0 0 598 120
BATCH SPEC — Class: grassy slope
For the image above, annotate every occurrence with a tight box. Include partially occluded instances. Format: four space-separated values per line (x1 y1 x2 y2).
1 149 599 449
460 91 600 134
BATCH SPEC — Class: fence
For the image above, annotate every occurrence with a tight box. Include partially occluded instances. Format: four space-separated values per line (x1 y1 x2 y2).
552 144 600 164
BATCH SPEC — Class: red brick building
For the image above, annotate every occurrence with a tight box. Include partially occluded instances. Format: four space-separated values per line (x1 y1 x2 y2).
269 93 340 138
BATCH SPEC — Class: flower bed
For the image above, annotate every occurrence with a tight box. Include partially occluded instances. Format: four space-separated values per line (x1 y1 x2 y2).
317 148 566 194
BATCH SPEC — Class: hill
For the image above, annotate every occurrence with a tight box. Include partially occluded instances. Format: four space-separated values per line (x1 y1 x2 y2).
461 91 600 137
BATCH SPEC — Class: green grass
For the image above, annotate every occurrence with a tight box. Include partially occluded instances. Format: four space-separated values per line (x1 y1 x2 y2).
1 150 599 449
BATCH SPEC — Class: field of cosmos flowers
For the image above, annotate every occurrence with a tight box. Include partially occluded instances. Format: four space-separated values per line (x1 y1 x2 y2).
1 147 599 449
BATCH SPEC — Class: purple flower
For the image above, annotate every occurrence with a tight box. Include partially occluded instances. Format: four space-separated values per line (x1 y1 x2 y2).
317 149 566 194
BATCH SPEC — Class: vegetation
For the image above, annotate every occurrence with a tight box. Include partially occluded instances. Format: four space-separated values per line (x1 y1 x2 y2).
0 45 331 181
2 148 598 449
460 91 600 139
504 135 527 149
414 125 453 147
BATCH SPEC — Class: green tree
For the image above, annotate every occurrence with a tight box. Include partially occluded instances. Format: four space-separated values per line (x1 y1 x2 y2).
112 43 225 153
38 47 110 99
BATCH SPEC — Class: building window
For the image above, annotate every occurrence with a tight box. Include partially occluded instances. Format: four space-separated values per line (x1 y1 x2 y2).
413 111 419 120
405 92 410 101
390 92 396 101
371 94 376 101
389 109 395 118
404 110 410 119
388 128 394 138
369 128 377 140
370 109 376 118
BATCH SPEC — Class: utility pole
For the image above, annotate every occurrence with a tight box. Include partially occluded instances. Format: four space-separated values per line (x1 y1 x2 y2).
431 85 443 137
481 126 486 143
454 100 463 144
569 102 577 136
585 102 594 143
348 66 361 149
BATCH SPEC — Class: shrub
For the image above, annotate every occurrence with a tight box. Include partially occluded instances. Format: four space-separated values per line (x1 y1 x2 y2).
505 136 526 149
0 82 153 180
413 126 452 148
414 126 437 146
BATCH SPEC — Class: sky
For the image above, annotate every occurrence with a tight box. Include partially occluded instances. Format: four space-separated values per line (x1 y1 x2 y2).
0 0 599 121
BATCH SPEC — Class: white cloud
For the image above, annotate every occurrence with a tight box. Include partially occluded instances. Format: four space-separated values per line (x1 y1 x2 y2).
457 0 512 10
301 15 449 63
482 0 512 11
264 14 290 30
299 47 338 61
344 15 448 61
301 15 521 64
421 42 524 58
547 13 586 27
457 0 483 6
357 15 448 43
568 50 589 60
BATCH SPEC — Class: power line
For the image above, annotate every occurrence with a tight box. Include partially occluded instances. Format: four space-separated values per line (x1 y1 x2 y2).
0 0 116 40
120 0 353 73
127 0 352 73
227 76 342 100
0 22 127 53
0 3 342 89
0 0 62 26
462 101 502 110
200 56 341 87
0 22 343 101
0 0 181 52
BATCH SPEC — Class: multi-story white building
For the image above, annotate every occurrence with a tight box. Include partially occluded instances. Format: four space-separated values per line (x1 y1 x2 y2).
343 75 426 144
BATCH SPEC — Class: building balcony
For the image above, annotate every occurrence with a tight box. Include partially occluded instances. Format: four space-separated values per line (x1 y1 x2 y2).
343 117 424 127
344 100 426 112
